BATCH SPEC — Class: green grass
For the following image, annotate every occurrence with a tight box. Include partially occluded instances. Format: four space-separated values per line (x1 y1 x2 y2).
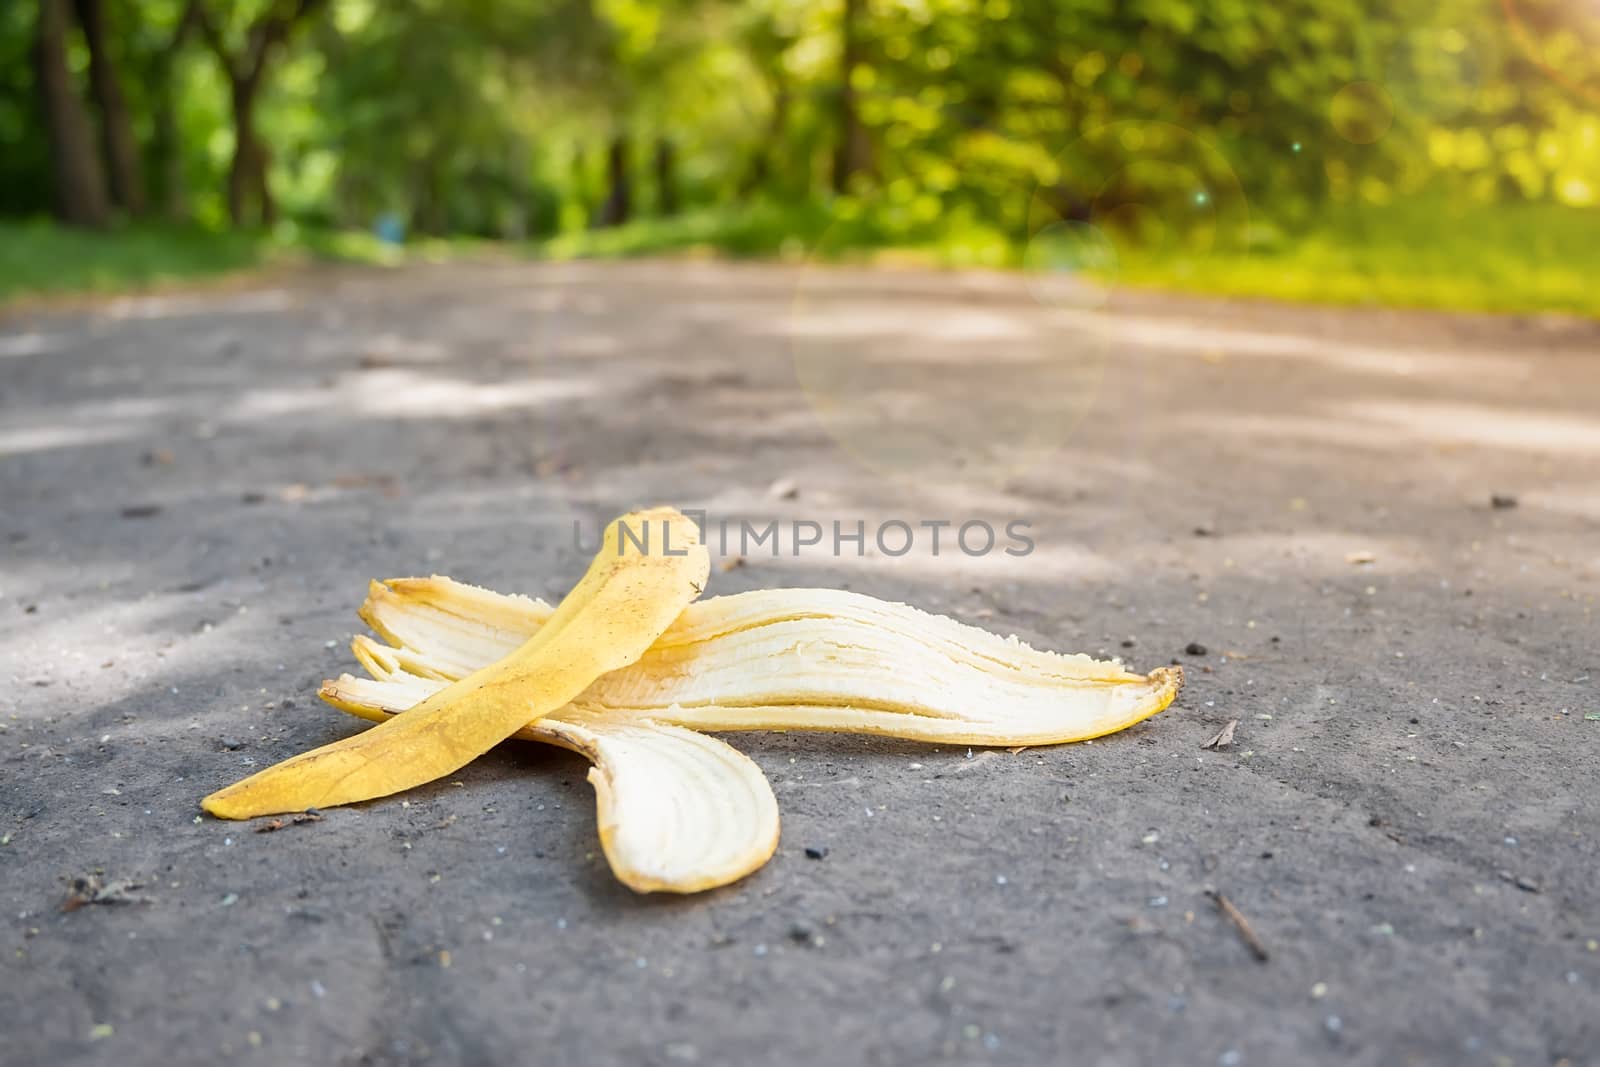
5 198 1597 317
537 200 1013 268
0 219 273 302
1111 200 1599 317
0 219 483 304
537 198 1600 318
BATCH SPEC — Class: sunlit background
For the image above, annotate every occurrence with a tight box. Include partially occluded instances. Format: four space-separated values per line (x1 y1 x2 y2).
2 0 1598 313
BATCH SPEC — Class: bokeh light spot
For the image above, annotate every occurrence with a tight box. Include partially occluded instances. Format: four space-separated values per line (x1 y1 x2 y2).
1330 81 1395 145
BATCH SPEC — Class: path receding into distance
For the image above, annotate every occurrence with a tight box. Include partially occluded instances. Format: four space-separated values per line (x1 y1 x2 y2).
2 260 1597 1065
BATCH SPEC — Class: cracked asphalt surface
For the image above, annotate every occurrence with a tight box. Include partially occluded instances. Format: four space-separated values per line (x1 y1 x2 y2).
2 261 1598 1066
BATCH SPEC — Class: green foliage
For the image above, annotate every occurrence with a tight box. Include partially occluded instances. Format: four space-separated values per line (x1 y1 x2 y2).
0 218 268 299
0 217 506 301
537 195 1600 316
1109 198 1600 315
0 1 53 215
2 0 1598 312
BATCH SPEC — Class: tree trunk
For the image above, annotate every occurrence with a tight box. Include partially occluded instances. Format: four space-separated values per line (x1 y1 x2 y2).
227 78 273 226
830 0 870 195
254 140 275 225
34 0 110 227
596 135 630 227
227 83 253 226
409 151 447 236
194 0 325 228
654 138 677 216
73 0 144 215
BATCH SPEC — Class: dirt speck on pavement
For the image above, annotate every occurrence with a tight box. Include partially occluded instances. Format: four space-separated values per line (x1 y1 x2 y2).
2 261 1598 1065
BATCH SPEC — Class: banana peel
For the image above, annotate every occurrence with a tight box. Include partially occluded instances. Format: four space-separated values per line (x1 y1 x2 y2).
202 508 709 819
330 676 778 893
206 528 1180 895
317 576 1179 893
545 714 778 894
326 639 783 893
331 576 1183 746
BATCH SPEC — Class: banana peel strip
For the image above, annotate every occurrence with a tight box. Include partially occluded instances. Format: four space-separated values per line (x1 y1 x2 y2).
543 716 777 894
203 508 709 819
328 576 1183 747
330 677 777 893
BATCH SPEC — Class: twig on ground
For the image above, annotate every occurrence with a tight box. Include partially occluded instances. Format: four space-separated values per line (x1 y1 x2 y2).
254 811 323 833
1208 889 1269 962
1496 869 1541 893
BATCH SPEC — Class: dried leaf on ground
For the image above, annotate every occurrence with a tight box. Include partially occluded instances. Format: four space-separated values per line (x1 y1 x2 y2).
1201 719 1239 750
62 875 148 912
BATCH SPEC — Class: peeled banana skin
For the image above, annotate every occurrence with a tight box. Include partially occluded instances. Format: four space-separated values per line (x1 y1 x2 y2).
202 508 709 820
319 576 1178 894
329 678 779 894
333 576 1183 747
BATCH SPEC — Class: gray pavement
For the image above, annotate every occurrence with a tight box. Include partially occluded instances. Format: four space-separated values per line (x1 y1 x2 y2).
1 261 1597 1066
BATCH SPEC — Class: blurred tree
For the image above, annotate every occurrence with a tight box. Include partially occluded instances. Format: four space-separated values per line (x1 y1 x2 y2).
0 4 51 215
193 0 327 225
830 0 869 193
597 136 632 225
33 0 109 227
140 0 202 219
654 137 678 215
73 0 144 214
734 3 802 198
4 0 1598 243
310 0 608 235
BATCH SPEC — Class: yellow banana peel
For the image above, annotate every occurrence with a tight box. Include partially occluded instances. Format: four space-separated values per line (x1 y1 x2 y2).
202 508 709 819
204 513 1182 895
315 575 1179 893
333 576 1182 747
